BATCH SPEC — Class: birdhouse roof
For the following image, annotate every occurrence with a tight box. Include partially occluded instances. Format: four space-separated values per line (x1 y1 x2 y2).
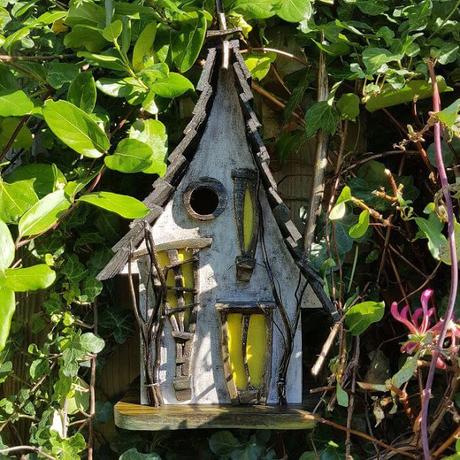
97 39 338 321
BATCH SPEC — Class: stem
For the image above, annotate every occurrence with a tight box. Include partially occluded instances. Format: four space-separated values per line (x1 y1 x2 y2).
420 60 459 460
0 446 55 460
240 47 308 67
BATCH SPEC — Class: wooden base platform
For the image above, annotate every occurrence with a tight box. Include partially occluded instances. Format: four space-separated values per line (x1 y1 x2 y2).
114 399 316 431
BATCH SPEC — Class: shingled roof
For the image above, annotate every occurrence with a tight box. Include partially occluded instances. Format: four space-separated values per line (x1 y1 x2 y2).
97 40 339 322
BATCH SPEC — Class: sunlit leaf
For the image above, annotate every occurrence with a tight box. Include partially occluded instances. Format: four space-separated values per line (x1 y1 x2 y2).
345 301 385 335
104 138 153 173
79 192 149 219
18 190 71 237
0 288 15 351
3 265 56 291
0 220 14 271
43 100 109 158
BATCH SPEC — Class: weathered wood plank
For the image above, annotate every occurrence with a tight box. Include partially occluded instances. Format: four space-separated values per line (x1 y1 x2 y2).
114 399 316 431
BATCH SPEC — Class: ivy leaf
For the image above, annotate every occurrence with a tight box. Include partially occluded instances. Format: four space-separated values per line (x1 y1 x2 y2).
208 431 240 456
0 288 15 352
0 179 39 223
305 101 338 138
18 190 71 237
276 0 312 23
337 93 360 121
0 90 35 117
132 22 157 72
150 73 194 98
345 301 385 336
172 13 207 73
3 265 56 292
104 138 154 173
362 47 399 74
349 210 370 239
80 332 105 354
119 448 161 460
43 100 109 158
67 72 97 113
0 220 14 271
78 192 149 219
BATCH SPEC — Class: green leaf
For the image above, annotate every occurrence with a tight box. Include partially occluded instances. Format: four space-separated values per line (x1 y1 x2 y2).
305 101 338 138
337 93 360 121
415 214 447 261
3 265 56 292
78 192 149 219
104 139 154 173
0 179 39 223
0 289 15 351
365 76 452 112
77 51 125 71
132 22 157 72
435 99 460 130
349 210 369 239
119 448 161 460
329 186 352 220
427 138 458 168
18 190 71 237
80 332 105 354
7 163 66 198
67 73 97 113
362 47 399 74
172 13 207 73
102 19 122 42
43 100 109 158
208 431 240 455
0 220 14 271
0 117 32 150
128 119 167 175
96 78 137 98
336 381 349 407
276 0 313 22
63 24 106 52
390 355 418 388
46 63 79 90
231 0 278 19
244 52 276 81
345 301 385 336
151 73 194 98
0 90 34 117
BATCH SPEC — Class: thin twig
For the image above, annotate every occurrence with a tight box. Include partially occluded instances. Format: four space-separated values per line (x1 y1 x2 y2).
240 47 308 67
0 446 55 460
345 336 360 459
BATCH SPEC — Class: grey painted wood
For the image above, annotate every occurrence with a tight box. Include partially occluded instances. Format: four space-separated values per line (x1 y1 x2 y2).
135 68 321 406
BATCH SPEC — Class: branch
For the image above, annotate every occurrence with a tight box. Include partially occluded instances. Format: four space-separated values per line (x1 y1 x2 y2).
420 59 459 460
0 445 55 460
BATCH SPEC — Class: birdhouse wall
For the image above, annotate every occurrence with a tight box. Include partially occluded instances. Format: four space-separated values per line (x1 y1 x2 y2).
135 68 319 405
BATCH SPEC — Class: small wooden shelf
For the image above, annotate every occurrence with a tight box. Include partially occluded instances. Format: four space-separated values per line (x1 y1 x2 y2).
114 399 316 431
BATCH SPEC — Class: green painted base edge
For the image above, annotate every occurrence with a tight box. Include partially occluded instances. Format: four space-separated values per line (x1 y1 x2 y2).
114 400 316 431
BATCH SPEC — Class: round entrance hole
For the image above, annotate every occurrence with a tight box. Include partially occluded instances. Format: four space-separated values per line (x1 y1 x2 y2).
183 178 227 221
189 186 219 216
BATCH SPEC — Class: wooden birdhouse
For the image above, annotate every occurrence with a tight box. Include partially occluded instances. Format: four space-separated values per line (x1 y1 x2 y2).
98 33 338 430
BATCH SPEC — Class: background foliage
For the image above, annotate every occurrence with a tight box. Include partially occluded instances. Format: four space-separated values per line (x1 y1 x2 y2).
0 0 459 458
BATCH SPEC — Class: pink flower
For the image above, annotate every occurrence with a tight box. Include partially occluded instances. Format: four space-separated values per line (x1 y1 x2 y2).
391 289 460 369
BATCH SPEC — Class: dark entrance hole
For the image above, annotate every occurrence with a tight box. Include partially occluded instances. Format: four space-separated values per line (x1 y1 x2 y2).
189 186 219 216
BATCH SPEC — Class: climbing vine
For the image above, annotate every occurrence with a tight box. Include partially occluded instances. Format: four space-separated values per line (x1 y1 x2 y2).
0 0 459 458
